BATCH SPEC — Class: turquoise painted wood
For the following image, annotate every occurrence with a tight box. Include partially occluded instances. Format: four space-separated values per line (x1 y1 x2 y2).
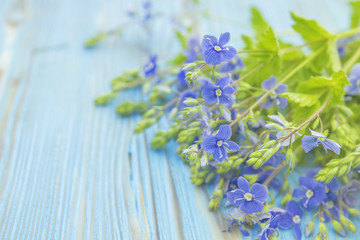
0 0 358 239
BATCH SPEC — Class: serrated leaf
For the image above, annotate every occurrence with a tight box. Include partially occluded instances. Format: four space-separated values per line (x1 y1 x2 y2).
280 93 319 107
258 27 279 51
251 7 269 37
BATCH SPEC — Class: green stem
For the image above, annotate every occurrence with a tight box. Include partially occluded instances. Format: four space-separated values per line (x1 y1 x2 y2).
229 46 325 127
343 45 360 73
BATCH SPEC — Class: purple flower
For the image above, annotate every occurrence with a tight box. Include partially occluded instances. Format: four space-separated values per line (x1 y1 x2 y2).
278 200 303 240
177 70 188 89
184 38 201 63
226 177 268 214
201 125 239 162
257 212 280 240
301 129 341 155
265 115 299 147
345 63 360 95
143 55 157 77
219 56 244 73
292 177 327 210
341 180 360 208
260 76 288 109
202 76 234 106
201 32 237 65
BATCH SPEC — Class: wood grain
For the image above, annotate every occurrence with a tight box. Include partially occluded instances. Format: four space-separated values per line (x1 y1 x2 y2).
0 0 358 239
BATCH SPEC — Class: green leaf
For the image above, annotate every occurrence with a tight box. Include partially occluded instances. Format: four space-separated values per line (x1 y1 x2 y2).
175 30 187 49
280 93 319 107
291 12 340 72
251 7 269 37
297 71 350 106
168 53 187 66
241 27 281 85
85 32 106 48
350 1 360 28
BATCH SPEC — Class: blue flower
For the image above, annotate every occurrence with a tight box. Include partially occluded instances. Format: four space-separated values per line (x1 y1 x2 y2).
201 32 237 65
301 129 341 155
184 38 201 63
341 180 360 208
292 177 327 210
226 177 268 214
177 70 188 89
202 76 234 106
265 115 299 147
219 56 244 73
143 55 157 77
201 125 239 162
345 63 360 95
260 76 288 109
278 200 303 240
257 212 280 240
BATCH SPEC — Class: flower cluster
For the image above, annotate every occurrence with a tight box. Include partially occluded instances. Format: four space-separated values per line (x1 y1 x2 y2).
92 3 360 239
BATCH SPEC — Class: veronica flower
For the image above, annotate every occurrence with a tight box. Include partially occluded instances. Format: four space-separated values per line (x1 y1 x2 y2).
345 63 360 95
200 106 212 136
177 70 188 89
201 32 237 65
278 200 303 240
201 125 239 162
260 76 288 109
226 177 268 214
341 180 360 208
257 212 280 240
265 115 299 146
143 55 157 77
301 129 341 155
202 76 234 106
219 56 244 73
184 38 201 63
293 177 327 210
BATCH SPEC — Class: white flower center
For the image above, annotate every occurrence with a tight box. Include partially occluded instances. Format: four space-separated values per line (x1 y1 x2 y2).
214 45 222 52
217 140 223 147
244 193 253 201
292 215 301 224
215 89 222 96
306 189 314 198
326 201 334 209
325 186 329 193
356 79 360 87
318 137 325 142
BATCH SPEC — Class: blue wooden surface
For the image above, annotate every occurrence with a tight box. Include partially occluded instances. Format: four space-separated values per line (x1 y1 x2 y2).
0 0 357 239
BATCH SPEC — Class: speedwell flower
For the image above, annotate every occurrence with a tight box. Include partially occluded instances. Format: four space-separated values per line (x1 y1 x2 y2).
292 177 327 210
301 129 341 155
201 125 239 162
345 63 360 95
257 212 280 240
278 200 303 240
226 177 268 214
260 76 288 109
201 32 237 65
202 76 234 106
143 54 157 77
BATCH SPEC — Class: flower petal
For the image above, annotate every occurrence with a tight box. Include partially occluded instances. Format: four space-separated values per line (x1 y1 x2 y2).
237 177 250 192
239 199 264 214
261 76 277 90
294 223 302 240
202 35 218 49
219 94 234 105
201 136 217 153
221 46 237 62
285 200 303 217
275 83 288 93
226 189 244 207
202 84 217 104
216 125 232 141
276 97 288 109
222 86 234 95
217 76 230 88
218 32 230 46
213 146 227 162
204 48 222 65
250 183 268 202
301 135 319 153
299 177 315 190
278 213 293 229
261 97 274 109
292 188 305 198
224 141 240 151
322 139 341 155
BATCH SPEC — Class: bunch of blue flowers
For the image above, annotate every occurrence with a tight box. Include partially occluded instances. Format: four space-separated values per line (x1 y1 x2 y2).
92 3 360 239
